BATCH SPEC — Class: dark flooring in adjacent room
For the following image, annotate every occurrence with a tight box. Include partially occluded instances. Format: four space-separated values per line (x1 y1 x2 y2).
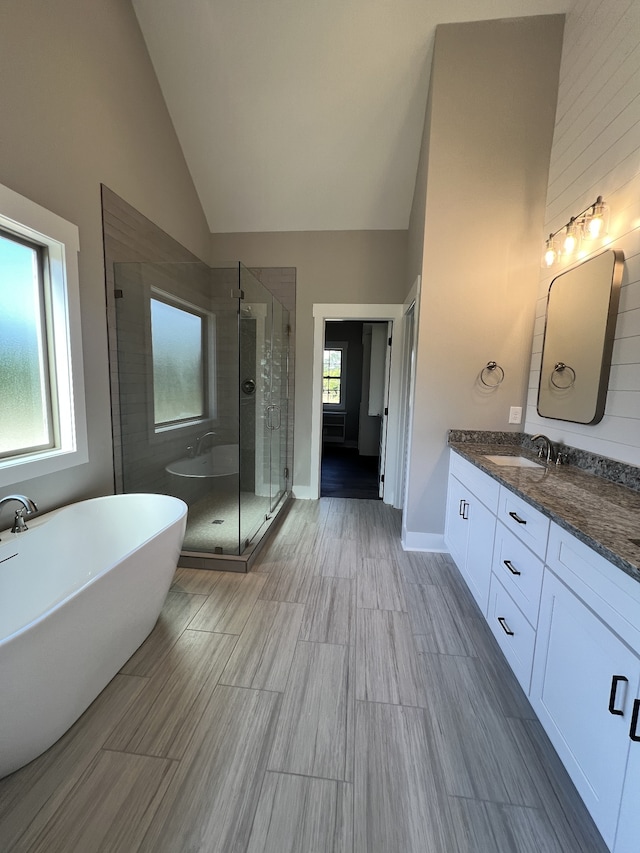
320 444 380 499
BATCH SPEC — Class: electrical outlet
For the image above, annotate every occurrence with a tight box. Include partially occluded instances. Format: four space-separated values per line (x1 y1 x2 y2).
509 406 522 424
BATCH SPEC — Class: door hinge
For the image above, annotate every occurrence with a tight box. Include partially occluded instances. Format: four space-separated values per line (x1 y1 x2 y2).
284 467 289 479
384 407 388 416
380 474 385 483
114 289 123 299
231 288 245 299
388 336 392 346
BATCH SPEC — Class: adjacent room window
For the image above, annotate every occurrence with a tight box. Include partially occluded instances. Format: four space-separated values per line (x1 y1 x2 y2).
323 346 346 407
150 295 206 427
0 182 87 487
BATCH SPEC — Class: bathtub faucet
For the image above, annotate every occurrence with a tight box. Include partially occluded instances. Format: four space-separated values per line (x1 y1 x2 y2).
194 431 217 456
0 495 39 533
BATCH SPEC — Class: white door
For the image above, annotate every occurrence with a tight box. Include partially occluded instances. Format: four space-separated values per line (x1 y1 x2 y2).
377 324 392 498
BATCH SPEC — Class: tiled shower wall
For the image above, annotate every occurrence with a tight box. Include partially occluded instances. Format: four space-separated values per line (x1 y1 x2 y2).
252 267 296 498
114 261 237 500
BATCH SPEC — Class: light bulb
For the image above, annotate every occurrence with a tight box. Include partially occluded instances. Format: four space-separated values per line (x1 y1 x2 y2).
563 219 579 255
587 196 608 239
543 234 557 267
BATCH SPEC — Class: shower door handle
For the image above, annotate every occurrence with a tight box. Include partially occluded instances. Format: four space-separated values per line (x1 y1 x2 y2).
265 404 281 430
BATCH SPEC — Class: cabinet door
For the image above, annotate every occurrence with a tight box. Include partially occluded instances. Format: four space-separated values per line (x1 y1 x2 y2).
465 497 496 615
531 570 640 849
444 473 469 571
615 725 640 852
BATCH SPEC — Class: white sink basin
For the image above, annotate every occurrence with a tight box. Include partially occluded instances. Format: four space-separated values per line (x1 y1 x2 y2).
483 454 543 468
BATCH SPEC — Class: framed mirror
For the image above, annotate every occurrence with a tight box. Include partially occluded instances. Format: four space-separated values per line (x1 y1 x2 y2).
537 249 624 425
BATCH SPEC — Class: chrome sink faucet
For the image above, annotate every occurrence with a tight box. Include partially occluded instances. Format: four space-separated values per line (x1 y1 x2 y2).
0 494 39 533
531 434 557 465
194 430 217 456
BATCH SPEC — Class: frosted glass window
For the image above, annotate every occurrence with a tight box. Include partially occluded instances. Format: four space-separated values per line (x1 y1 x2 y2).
0 231 53 457
151 298 205 425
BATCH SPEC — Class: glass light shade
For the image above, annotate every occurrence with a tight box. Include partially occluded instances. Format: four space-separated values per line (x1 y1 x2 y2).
563 219 580 255
586 196 609 239
543 234 557 268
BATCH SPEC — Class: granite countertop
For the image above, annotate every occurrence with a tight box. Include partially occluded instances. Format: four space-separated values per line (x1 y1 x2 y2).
448 440 640 583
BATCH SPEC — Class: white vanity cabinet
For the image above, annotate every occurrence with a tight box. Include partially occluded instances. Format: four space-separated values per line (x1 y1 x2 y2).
445 448 640 852
530 525 640 853
444 452 499 614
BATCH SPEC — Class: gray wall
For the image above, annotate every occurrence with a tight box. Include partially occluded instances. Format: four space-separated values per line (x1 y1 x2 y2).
0 0 210 513
211 230 407 490
405 15 564 543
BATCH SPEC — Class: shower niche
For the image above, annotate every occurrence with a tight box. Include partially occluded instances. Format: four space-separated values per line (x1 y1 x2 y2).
113 260 292 569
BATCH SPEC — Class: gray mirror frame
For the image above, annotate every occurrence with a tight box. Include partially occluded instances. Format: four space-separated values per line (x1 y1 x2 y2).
537 248 624 425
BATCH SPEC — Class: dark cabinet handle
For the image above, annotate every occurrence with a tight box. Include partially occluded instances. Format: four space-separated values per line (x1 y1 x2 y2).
508 511 527 525
503 560 521 576
459 499 465 517
630 699 640 742
498 617 514 636
462 501 469 520
608 675 628 716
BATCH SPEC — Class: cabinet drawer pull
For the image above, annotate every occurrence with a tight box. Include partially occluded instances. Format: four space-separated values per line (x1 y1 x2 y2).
461 501 469 520
459 499 465 517
498 617 514 636
608 675 628 716
630 699 640 742
508 511 527 525
503 560 521 576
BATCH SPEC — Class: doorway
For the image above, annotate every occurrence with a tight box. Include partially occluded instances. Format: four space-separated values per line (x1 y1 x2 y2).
310 303 404 505
320 321 388 499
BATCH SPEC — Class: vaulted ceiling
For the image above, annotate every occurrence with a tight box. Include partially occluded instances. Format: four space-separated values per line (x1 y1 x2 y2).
132 0 572 233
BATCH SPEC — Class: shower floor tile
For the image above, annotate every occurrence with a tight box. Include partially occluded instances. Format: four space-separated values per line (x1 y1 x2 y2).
182 491 271 554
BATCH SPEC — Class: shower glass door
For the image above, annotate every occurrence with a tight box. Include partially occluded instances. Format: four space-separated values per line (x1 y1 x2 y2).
113 260 242 556
239 264 273 548
269 299 289 511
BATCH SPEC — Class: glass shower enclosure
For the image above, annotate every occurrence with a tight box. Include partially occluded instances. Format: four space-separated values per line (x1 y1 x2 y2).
113 260 291 564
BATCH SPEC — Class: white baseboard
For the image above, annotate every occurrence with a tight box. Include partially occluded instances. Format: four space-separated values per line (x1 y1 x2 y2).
291 485 318 500
401 527 447 552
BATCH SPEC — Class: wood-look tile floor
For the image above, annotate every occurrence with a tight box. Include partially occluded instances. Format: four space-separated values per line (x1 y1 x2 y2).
0 499 609 852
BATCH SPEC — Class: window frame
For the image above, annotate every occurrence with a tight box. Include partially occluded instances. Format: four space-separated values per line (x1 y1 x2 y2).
149 287 215 435
0 229 57 459
0 182 87 488
322 343 347 410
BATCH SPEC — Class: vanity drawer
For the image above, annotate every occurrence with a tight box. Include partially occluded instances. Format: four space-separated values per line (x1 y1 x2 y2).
450 451 500 512
493 522 544 627
498 486 549 555
487 574 536 693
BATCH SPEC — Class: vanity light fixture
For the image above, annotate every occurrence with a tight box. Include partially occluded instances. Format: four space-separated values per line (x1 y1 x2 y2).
542 195 610 268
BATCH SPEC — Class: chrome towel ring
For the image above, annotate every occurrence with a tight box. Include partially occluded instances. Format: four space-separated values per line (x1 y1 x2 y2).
550 362 576 389
480 361 505 387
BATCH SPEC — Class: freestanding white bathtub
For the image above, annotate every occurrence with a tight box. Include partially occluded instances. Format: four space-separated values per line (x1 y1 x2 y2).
0 492 187 779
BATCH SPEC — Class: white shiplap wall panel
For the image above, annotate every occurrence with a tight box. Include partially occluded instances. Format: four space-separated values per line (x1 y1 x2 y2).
524 0 640 466
612 336 640 365
549 12 639 166
619 281 640 313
